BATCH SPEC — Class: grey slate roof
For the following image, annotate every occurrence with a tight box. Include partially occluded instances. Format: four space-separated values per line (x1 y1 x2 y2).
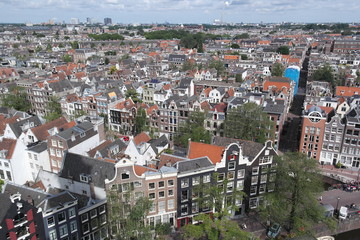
8 116 42 138
174 157 213 173
212 136 265 161
2 182 50 206
59 152 116 188
27 141 48 153
0 194 13 223
57 121 93 140
43 191 77 210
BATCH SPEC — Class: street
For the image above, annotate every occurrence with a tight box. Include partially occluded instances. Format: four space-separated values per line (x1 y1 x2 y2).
322 189 360 209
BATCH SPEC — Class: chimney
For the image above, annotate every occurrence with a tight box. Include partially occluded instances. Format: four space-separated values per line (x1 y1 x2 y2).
89 182 96 199
27 195 34 205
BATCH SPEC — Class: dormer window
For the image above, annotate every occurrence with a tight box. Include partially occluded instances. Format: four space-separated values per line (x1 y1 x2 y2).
80 174 89 183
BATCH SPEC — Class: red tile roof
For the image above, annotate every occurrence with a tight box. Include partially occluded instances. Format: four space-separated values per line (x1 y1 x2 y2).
158 153 186 168
0 138 17 159
188 141 224 164
133 132 151 146
335 86 360 97
31 117 74 141
133 165 157 176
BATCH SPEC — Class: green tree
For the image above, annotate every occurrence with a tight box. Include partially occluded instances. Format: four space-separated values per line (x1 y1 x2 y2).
71 41 79 49
104 57 110 65
62 54 72 63
224 102 273 143
174 110 211 148
12 43 19 48
0 179 4 192
107 188 152 240
1 86 31 112
125 89 141 103
35 45 42 52
234 33 250 39
46 44 52 52
109 66 117 74
271 62 285 77
276 46 290 55
182 60 196 71
209 59 226 77
235 73 243 83
183 174 252 240
134 107 147 135
259 152 335 234
312 65 335 88
44 97 62 122
230 43 240 49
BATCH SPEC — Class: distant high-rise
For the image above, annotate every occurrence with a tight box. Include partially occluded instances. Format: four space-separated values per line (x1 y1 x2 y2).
70 18 79 25
104 18 112 25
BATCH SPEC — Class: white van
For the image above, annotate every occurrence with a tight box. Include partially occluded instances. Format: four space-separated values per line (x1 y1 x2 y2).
339 206 348 220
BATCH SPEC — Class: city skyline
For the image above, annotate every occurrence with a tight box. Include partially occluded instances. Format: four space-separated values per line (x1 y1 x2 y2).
0 0 359 24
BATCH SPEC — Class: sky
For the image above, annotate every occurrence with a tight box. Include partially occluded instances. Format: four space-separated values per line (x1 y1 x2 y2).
0 0 359 24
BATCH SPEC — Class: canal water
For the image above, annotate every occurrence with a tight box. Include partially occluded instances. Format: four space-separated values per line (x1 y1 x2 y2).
334 228 360 240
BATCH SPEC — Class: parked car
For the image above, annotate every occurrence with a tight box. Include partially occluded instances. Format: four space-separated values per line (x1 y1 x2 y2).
267 223 281 238
339 206 348 220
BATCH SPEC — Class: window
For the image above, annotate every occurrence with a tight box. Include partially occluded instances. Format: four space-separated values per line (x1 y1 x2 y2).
269 173 276 182
59 225 68 237
47 216 55 227
237 169 245 179
149 182 155 189
100 214 106 225
228 161 235 170
268 183 275 192
168 189 174 197
181 178 189 188
134 181 142 188
217 173 225 182
56 149 62 157
251 176 258 185
259 184 266 194
168 199 174 209
52 139 57 147
192 202 199 213
158 181 165 188
80 175 88 183
168 179 174 186
236 180 244 190
99 205 106 214
203 174 211 183
249 197 258 209
28 152 32 159
81 214 88 222
260 174 267 183
49 229 57 240
227 182 234 193
159 191 165 198
91 218 98 229
82 223 90 234
90 209 97 218
70 221 77 232
192 176 200 185
252 167 259 175
181 190 189 201
250 186 257 195
181 204 188 216
149 193 155 199
34 154 38 161
69 207 76 218
58 211 66 222
259 156 272 164
228 171 235 180
121 172 130 179
158 201 165 211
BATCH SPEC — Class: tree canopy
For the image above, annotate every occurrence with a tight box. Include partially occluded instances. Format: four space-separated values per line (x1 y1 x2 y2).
312 65 335 88
44 97 62 122
134 107 148 135
88 33 124 41
1 86 31 112
208 59 226 77
276 46 290 55
259 152 335 235
107 189 152 240
174 111 211 148
224 102 273 143
271 62 285 77
125 89 141 103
